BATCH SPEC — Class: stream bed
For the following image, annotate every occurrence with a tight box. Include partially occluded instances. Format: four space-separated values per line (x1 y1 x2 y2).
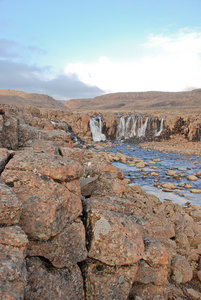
102 142 201 206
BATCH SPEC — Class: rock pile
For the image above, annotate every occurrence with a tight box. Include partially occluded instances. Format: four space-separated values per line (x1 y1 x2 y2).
1 106 201 299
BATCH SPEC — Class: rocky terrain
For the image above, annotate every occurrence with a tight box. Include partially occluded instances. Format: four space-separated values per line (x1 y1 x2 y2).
0 104 201 299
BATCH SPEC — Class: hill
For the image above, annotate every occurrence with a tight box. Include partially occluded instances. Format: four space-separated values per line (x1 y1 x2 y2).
64 89 201 112
0 90 67 110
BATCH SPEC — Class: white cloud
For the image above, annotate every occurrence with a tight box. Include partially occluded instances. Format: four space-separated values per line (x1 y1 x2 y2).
64 28 201 92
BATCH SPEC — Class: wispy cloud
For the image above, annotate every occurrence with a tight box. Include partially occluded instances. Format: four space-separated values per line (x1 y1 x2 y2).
65 28 201 92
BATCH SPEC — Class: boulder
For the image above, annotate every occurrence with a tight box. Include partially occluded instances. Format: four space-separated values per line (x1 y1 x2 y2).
82 258 138 300
0 181 22 226
145 214 175 239
1 114 19 150
25 257 84 300
85 208 144 266
142 236 169 266
27 220 87 268
187 175 198 181
0 226 28 299
0 148 13 174
171 255 193 284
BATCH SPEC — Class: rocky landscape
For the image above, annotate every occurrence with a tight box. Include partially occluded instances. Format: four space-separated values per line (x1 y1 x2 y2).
0 100 201 299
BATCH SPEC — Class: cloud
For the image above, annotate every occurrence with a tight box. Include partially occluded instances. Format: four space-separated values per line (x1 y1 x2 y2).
0 59 104 99
64 28 201 92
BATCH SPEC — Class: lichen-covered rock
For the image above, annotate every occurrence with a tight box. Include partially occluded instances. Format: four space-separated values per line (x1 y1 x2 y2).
85 208 144 266
27 220 87 268
25 257 84 300
171 255 193 284
82 258 138 300
0 181 22 225
0 226 28 299
2 170 82 241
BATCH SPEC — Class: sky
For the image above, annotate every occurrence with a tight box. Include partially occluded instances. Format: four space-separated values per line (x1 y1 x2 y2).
0 0 201 100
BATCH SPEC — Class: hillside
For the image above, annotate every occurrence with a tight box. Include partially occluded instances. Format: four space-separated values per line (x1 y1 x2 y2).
65 89 201 112
0 89 67 110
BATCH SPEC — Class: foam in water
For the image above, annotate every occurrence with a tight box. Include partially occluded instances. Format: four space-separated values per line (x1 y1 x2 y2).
90 116 106 142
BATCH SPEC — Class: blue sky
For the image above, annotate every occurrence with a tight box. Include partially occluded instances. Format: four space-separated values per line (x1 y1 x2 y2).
0 0 201 99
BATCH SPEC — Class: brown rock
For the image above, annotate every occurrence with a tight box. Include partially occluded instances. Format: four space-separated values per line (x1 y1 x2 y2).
142 236 169 266
80 175 99 197
82 258 138 300
171 255 193 284
3 151 82 182
190 189 201 194
0 107 5 115
162 182 176 189
187 175 198 181
3 170 82 241
129 283 166 300
167 169 177 176
0 226 28 299
186 288 201 300
145 214 175 239
27 220 87 268
85 208 144 266
0 148 12 173
25 257 84 300
135 260 168 286
0 181 22 226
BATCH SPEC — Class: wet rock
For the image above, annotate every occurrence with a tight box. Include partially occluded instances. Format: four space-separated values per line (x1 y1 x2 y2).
184 183 193 189
190 189 201 194
27 220 87 268
0 181 22 226
187 175 198 181
85 208 144 266
151 171 159 176
171 255 193 284
162 182 176 189
81 258 138 300
136 161 146 168
25 257 84 300
0 226 28 299
167 169 177 176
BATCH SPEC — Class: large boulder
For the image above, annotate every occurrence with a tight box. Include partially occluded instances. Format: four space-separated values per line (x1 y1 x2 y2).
0 226 28 299
1 114 19 150
25 257 85 300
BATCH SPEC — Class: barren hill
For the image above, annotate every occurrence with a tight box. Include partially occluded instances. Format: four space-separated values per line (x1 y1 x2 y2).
0 89 67 109
65 89 201 112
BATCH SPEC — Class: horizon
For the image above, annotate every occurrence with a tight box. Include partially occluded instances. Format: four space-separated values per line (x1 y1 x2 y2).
0 0 201 100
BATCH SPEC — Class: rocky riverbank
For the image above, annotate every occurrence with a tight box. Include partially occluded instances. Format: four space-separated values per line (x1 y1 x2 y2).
1 105 201 299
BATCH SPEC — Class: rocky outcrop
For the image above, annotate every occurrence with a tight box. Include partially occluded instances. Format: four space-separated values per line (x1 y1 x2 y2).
1 106 201 299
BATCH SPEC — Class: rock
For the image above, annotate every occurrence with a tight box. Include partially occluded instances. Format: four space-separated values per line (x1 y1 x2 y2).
0 107 5 115
129 283 166 300
187 175 198 181
167 170 177 176
1 114 19 150
65 178 81 196
145 214 175 239
27 220 87 268
80 175 99 197
0 148 13 174
136 161 146 168
85 208 144 266
142 236 169 266
162 182 176 189
25 257 84 300
82 258 138 300
60 147 85 163
0 226 28 299
135 260 168 286
171 255 193 284
190 189 201 194
151 171 159 176
186 288 201 300
0 181 22 226
184 183 193 189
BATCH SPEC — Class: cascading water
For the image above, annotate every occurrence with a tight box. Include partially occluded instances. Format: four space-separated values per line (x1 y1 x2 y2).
89 116 106 142
116 116 126 140
155 116 165 137
137 116 149 137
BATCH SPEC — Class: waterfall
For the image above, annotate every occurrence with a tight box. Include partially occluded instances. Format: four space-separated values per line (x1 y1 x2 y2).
155 116 165 137
137 116 149 137
130 115 137 138
116 116 126 140
89 116 106 142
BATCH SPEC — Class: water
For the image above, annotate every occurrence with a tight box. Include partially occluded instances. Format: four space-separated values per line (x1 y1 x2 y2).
102 142 201 206
90 116 106 142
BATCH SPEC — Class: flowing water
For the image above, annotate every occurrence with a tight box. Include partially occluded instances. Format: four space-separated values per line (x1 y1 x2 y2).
104 142 201 206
